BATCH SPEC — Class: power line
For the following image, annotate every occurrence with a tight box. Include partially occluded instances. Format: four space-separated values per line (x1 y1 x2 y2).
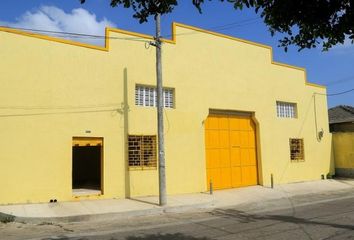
201 17 261 31
0 103 121 110
1 26 149 42
0 108 119 118
315 88 354 96
325 75 354 86
209 18 260 31
162 17 261 38
1 17 261 42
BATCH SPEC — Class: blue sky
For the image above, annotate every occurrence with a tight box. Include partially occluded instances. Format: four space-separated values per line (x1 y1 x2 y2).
1 0 353 108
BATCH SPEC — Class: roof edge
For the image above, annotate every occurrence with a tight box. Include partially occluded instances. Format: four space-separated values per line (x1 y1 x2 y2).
0 23 326 89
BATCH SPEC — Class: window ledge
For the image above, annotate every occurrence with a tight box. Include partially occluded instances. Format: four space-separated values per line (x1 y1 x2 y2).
128 167 157 171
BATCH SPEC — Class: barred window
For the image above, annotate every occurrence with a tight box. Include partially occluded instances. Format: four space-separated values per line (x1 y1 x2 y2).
128 135 157 169
276 101 297 118
135 85 174 108
289 138 304 161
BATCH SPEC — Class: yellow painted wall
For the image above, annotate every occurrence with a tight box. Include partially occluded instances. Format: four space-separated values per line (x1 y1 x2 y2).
0 23 332 204
333 133 354 168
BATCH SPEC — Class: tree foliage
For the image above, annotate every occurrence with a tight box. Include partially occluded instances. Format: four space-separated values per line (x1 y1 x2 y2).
80 0 178 22
80 0 354 51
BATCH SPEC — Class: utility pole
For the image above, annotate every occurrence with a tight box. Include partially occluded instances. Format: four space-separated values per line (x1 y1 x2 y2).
155 13 167 206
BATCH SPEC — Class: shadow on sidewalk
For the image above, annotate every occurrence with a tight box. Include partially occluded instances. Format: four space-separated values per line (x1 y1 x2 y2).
126 233 211 240
128 198 160 206
42 233 212 240
210 208 354 230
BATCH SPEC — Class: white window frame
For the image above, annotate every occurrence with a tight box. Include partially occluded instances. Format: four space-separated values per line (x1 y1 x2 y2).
135 85 174 108
276 101 297 118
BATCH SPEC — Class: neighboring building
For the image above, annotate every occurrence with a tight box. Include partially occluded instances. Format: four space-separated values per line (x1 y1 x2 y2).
329 105 354 178
329 105 354 132
0 23 332 205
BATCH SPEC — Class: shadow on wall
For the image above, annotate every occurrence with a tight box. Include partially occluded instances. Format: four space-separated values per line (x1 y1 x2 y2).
123 67 131 198
126 233 211 240
252 114 263 186
330 137 335 178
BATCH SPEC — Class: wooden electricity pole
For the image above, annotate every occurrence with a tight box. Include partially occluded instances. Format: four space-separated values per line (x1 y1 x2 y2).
155 13 167 206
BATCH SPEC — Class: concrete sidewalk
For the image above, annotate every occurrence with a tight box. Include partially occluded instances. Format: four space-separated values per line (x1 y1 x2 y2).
1 179 354 224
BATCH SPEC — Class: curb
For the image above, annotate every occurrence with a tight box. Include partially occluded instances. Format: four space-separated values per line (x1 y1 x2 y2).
0 200 215 224
2 207 165 224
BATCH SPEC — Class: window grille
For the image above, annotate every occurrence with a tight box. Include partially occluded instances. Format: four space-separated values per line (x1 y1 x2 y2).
135 85 174 108
289 138 304 161
128 135 157 169
276 101 297 118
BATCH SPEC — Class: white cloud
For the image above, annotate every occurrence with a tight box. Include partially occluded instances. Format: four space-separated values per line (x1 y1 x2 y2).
0 6 116 46
331 36 354 54
336 37 354 48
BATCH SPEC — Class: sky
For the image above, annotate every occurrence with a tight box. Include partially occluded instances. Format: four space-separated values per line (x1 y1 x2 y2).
0 0 353 108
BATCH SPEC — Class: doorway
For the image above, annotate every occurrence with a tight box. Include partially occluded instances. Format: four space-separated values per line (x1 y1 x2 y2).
72 137 103 195
205 113 258 190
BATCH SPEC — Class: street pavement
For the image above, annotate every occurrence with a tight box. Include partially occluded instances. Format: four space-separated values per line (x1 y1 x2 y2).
1 188 354 240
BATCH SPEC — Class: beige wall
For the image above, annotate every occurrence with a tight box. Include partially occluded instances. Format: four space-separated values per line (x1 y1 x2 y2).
0 23 332 204
333 132 354 177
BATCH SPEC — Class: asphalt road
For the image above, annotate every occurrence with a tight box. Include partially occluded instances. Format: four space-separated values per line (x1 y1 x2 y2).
1 195 354 240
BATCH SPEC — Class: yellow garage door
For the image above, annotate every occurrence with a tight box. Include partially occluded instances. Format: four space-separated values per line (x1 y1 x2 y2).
205 114 258 190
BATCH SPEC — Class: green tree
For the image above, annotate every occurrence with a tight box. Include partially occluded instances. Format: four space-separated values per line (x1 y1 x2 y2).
80 0 354 51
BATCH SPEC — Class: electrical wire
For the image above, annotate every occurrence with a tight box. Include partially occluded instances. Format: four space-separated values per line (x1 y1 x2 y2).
0 88 351 111
1 16 261 42
0 108 119 118
1 26 150 42
161 17 261 38
0 103 121 110
315 88 354 96
325 75 354 86
208 18 261 31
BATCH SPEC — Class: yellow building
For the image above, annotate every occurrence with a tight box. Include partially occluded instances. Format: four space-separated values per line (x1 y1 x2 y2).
0 23 332 205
